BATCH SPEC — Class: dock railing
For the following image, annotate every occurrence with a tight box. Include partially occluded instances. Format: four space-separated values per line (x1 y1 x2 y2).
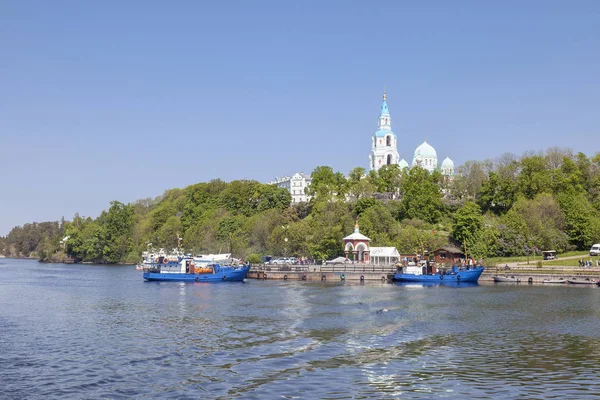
251 264 398 273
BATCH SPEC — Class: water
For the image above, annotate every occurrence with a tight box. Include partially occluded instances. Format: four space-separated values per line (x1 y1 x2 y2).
2 259 600 399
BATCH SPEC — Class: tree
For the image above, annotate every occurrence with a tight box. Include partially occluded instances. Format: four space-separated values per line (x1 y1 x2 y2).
377 164 402 193
400 167 444 223
517 155 551 199
478 172 517 215
307 166 348 202
451 202 483 256
556 192 600 249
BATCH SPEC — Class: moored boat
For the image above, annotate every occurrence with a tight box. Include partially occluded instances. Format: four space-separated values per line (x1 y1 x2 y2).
493 276 521 283
567 277 596 285
142 257 250 282
393 265 484 283
542 278 566 284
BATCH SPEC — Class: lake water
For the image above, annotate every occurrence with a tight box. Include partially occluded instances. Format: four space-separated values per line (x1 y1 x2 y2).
2 259 600 399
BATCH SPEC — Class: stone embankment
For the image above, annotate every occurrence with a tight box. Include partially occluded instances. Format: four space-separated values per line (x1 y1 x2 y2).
483 265 600 283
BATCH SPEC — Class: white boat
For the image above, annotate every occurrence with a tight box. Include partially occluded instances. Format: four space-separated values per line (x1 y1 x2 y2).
137 248 185 270
493 275 521 283
542 278 566 284
194 253 232 265
567 277 596 285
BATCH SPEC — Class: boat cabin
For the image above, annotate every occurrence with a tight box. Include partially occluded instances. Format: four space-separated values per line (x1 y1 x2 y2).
542 250 557 260
397 261 437 275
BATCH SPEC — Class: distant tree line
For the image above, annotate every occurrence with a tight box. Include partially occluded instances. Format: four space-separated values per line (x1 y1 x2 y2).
1 148 599 264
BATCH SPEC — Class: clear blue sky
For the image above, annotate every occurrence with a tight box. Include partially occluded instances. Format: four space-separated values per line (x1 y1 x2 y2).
1 1 599 235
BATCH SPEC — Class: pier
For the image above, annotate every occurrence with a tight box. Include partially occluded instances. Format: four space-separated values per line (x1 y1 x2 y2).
248 264 396 282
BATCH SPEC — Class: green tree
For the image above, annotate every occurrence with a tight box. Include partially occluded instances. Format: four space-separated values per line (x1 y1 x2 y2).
451 202 483 256
517 155 551 199
307 166 348 202
400 167 444 223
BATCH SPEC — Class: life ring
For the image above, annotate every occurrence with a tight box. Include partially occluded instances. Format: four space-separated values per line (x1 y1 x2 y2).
381 276 386 282
302 275 307 281
360 275 364 282
163 258 168 264
528 277 533 284
284 275 288 281
195 276 200 282
340 274 345 281
222 276 227 281
321 275 326 281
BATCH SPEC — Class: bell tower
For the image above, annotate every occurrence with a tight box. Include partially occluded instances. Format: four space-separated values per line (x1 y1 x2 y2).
369 91 400 171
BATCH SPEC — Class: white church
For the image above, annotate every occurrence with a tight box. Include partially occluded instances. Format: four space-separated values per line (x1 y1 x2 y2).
369 92 455 176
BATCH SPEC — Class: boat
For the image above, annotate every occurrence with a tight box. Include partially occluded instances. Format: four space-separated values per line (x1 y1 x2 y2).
193 253 233 266
137 248 184 270
143 257 250 282
493 275 521 283
567 277 597 285
542 278 566 284
393 265 484 283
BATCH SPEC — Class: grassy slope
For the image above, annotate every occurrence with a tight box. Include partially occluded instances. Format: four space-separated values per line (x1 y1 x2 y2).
486 251 592 267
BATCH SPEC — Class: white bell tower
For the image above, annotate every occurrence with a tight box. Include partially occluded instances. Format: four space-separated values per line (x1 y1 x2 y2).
369 91 400 171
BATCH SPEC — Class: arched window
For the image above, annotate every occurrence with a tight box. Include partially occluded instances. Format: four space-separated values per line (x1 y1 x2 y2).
386 136 391 146
387 154 392 165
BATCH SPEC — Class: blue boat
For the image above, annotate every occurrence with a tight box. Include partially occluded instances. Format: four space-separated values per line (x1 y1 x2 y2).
393 265 485 283
142 257 250 282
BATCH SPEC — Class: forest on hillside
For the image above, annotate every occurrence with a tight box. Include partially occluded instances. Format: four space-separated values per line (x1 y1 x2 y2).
1 148 599 264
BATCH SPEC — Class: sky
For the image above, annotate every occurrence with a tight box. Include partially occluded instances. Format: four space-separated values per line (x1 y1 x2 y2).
1 1 599 235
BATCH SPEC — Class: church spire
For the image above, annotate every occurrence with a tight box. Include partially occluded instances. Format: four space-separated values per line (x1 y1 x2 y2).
380 91 390 116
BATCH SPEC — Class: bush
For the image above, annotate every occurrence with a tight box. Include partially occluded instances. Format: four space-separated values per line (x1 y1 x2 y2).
246 253 262 265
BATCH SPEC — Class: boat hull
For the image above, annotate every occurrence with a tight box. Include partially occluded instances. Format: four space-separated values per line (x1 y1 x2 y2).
493 276 521 283
393 267 484 283
143 266 250 282
567 278 596 285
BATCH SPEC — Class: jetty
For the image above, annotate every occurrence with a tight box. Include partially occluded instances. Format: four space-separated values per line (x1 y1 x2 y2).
248 264 395 282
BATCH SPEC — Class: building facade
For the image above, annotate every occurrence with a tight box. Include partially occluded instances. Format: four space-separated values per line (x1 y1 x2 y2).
269 172 312 203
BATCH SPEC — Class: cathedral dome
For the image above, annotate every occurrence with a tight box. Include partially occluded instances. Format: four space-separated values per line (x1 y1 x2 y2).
398 159 409 169
441 157 454 169
414 141 437 159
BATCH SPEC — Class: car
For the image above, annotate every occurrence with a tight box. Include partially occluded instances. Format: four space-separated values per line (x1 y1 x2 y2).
269 257 289 265
590 244 600 256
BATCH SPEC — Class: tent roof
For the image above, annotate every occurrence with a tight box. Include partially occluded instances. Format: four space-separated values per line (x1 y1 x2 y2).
369 247 400 257
343 232 370 241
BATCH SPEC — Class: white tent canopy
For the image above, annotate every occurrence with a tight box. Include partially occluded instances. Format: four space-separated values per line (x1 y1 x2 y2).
369 247 400 265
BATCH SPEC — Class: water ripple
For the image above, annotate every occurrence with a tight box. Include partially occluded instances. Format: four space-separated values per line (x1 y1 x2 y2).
1 261 600 398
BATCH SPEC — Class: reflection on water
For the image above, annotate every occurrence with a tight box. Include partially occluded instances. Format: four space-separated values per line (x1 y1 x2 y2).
394 281 480 288
1 259 600 398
